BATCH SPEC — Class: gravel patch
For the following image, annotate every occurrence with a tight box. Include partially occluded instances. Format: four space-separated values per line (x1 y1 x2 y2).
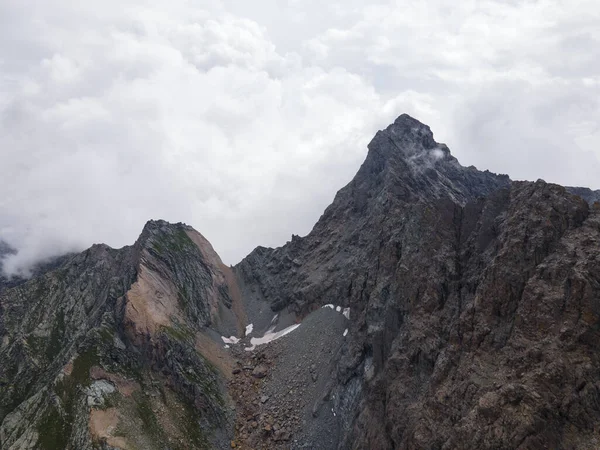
227 306 349 449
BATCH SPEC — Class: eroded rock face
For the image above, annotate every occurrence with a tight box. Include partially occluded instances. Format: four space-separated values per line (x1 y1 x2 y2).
234 114 600 449
0 220 241 449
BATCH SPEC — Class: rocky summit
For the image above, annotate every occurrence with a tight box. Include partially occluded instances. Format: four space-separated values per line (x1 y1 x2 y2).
2 114 600 450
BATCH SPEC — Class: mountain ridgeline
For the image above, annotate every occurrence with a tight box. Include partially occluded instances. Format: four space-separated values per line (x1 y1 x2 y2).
2 114 600 450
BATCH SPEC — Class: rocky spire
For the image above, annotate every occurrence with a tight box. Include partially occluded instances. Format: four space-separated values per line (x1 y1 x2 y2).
330 113 510 216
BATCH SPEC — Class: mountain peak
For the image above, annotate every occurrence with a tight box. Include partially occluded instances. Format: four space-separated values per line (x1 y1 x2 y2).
338 114 510 210
383 113 438 150
364 113 449 175
136 219 195 249
390 113 432 132
140 219 192 234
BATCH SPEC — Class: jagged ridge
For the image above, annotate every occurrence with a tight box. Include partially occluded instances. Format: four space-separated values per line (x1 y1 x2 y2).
2 115 600 450
0 221 242 449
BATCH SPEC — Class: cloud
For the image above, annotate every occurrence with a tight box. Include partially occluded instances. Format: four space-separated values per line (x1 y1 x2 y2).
0 0 599 275
301 0 600 184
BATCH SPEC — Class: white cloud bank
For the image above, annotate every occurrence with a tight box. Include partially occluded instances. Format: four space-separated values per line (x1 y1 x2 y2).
1 0 599 275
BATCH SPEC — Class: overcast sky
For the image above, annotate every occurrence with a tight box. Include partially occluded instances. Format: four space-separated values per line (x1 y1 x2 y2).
1 0 599 275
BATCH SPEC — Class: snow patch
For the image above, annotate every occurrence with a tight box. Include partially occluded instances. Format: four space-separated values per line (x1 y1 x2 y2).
221 336 240 345
321 304 350 320
86 380 116 407
245 323 254 336
343 329 348 337
245 323 301 351
224 344 230 349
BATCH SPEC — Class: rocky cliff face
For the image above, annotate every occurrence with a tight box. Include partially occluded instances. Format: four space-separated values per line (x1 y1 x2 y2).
234 115 600 449
2 114 600 450
0 220 242 449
